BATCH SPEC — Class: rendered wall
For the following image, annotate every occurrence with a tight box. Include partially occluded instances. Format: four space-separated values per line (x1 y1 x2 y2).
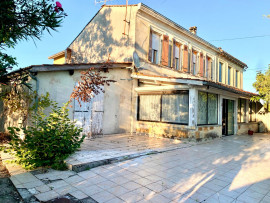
36 68 133 135
135 9 244 89
69 5 138 64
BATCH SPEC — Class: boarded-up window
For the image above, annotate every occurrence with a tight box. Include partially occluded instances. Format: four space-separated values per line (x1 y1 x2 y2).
139 95 161 121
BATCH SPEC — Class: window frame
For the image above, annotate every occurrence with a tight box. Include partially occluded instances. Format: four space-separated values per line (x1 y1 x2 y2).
236 70 239 88
238 98 247 123
249 101 256 122
192 51 198 75
151 31 161 65
174 42 181 70
228 67 231 85
219 62 223 82
197 91 218 126
137 91 189 125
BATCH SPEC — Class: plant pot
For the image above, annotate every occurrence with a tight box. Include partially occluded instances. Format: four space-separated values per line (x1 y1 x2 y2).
248 130 253 135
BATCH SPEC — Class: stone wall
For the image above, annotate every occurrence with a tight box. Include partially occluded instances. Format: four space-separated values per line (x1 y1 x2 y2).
237 122 259 135
136 121 222 140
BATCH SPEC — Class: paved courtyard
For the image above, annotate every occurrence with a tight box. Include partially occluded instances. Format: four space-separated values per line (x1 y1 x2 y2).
7 133 270 202
66 133 191 171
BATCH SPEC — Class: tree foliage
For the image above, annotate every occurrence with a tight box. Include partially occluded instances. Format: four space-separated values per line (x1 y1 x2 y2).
70 62 115 106
252 66 270 110
0 0 66 78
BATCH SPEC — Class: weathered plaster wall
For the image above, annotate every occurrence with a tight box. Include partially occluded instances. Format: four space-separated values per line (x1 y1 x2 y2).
36 68 133 135
135 9 244 89
70 5 138 64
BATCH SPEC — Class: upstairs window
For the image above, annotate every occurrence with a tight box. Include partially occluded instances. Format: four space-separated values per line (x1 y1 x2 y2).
235 70 239 87
174 42 181 70
228 67 231 85
192 51 197 75
205 56 213 79
205 57 208 78
148 31 160 64
219 62 223 82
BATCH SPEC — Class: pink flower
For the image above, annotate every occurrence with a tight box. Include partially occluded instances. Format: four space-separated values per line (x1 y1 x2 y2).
54 1 64 12
56 1 62 8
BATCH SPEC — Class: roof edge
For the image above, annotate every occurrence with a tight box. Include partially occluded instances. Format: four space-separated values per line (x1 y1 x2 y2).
48 50 65 59
139 3 247 68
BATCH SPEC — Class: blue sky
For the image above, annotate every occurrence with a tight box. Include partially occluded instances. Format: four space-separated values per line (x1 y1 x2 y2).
7 0 270 93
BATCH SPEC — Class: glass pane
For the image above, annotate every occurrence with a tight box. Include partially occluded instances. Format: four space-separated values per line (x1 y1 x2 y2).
237 98 241 122
219 63 222 82
241 99 246 122
161 94 189 124
227 100 234 135
152 33 160 50
208 93 218 124
197 92 207 125
139 95 161 121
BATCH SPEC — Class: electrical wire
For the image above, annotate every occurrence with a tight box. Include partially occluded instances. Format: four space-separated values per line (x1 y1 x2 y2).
210 34 270 42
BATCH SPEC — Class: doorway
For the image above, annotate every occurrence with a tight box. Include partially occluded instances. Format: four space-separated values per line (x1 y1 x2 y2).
74 84 104 137
222 99 234 136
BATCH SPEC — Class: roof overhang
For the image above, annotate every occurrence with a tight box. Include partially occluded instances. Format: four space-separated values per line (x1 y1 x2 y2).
131 73 257 97
48 50 65 59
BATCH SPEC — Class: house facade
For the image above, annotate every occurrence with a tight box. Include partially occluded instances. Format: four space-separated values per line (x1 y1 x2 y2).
2 3 268 138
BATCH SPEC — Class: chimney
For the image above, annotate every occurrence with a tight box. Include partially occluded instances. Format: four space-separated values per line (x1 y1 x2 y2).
189 26 197 35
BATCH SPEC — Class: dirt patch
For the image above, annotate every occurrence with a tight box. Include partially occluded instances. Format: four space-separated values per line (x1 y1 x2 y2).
0 155 23 203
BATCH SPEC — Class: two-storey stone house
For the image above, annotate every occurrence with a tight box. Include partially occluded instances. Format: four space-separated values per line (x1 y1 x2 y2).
3 3 264 138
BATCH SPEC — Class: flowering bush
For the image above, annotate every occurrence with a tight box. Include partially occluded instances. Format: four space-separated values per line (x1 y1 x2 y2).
4 96 84 170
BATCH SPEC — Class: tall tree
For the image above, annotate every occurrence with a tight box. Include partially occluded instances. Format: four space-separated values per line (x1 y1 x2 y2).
252 65 270 110
0 0 66 79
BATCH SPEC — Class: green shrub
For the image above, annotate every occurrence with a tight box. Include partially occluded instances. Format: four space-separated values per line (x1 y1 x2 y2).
5 98 84 170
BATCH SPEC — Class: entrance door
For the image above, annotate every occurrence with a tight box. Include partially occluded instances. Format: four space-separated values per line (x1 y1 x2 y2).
222 99 234 136
74 85 104 137
91 90 104 136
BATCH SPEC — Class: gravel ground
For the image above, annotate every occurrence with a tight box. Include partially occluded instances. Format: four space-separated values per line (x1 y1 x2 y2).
0 156 23 203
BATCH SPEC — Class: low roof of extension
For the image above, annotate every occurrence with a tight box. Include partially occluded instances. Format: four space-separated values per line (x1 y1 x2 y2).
133 72 257 97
